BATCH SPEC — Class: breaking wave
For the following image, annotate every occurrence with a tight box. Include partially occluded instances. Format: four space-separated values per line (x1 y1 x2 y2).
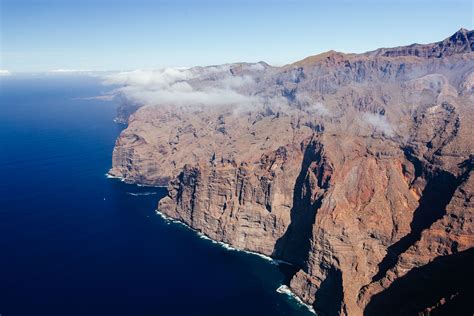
126 192 159 196
276 285 316 314
155 209 284 265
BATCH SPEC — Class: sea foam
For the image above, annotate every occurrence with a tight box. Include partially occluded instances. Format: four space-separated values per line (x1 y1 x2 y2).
126 192 159 196
105 173 123 180
155 209 286 265
159 209 315 314
105 173 167 188
276 285 316 314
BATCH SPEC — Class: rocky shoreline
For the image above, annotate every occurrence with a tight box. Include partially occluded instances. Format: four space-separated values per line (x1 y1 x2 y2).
155 208 316 314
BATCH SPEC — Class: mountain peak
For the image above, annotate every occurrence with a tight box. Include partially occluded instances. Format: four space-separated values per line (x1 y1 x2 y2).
456 27 469 34
448 27 473 43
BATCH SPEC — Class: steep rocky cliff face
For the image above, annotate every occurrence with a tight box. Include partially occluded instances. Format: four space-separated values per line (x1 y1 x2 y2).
110 29 474 315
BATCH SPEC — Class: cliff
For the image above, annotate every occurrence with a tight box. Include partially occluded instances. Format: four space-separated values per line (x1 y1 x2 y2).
110 29 474 315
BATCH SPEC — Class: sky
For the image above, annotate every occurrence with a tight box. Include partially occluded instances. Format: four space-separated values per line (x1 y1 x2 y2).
0 0 473 72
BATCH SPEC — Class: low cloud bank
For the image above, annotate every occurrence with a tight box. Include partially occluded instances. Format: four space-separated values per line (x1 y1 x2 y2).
102 65 268 110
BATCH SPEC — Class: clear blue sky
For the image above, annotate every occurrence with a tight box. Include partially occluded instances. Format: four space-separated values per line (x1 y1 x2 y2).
1 0 472 72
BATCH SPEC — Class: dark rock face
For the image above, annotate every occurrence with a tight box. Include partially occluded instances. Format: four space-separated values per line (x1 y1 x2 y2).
273 138 332 267
111 30 474 315
364 248 474 316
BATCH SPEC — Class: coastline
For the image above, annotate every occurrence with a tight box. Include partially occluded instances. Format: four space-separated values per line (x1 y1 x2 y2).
105 173 168 188
155 209 317 315
106 172 316 314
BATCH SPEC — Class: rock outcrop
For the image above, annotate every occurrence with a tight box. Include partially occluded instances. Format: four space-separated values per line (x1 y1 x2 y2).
110 29 474 315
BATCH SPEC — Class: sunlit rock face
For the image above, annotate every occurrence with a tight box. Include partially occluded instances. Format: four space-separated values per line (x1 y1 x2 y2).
110 29 474 315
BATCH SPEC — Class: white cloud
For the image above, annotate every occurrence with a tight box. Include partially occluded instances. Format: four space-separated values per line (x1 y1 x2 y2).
362 113 394 136
0 69 12 76
73 95 115 101
48 69 108 77
103 66 265 109
50 69 94 73
217 75 255 89
103 68 194 88
307 102 331 116
295 93 331 116
114 83 260 108
248 63 266 71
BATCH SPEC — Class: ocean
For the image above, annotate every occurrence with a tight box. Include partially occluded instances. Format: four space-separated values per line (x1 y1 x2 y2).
0 75 314 316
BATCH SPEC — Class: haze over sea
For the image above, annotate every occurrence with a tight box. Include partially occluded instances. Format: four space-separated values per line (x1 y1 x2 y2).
0 75 315 316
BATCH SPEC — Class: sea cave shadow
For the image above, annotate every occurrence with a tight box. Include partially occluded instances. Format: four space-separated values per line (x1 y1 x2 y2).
365 248 474 316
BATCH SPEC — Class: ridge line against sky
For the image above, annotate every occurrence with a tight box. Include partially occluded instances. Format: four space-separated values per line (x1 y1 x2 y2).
0 0 473 72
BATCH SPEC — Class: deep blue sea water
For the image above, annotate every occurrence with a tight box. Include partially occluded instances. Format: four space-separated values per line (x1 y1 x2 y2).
0 75 313 316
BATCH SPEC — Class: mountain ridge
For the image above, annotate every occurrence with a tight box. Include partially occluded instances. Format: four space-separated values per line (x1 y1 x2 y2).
288 28 473 69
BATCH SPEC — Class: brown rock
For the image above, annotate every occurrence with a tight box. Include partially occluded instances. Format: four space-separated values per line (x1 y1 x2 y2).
110 30 474 315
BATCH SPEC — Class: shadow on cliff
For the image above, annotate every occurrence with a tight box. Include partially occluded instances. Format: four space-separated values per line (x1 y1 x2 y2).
272 140 327 267
312 268 344 316
371 171 457 282
272 139 344 316
365 248 474 316
371 150 469 283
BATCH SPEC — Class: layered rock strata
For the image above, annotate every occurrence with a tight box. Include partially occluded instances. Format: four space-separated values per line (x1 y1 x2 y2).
110 29 474 315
